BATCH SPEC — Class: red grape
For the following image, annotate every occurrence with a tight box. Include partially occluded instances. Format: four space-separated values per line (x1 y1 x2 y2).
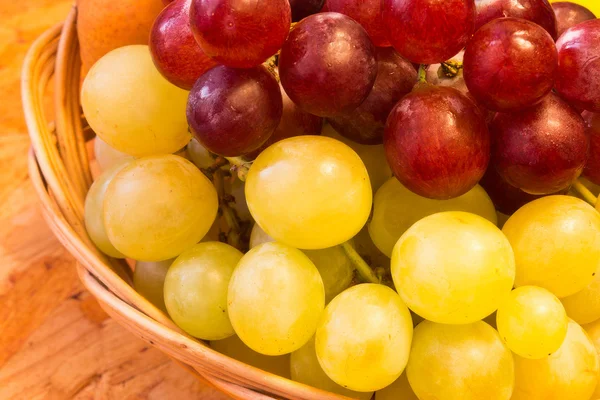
553 2 596 38
474 0 557 39
463 18 557 112
187 65 283 157
150 0 217 90
384 85 490 200
583 111 600 185
381 0 475 64
328 47 416 145
490 93 588 195
278 12 377 117
555 19 600 113
327 0 391 47
289 0 325 22
189 0 291 68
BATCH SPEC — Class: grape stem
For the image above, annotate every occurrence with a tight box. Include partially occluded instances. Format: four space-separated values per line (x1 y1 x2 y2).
341 241 380 284
439 60 463 79
214 169 242 249
201 157 229 180
573 178 598 207
225 157 253 182
417 64 429 83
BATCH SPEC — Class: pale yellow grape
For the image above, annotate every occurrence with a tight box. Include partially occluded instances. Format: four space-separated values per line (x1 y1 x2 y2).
81 45 190 156
104 155 218 261
210 335 291 378
496 286 568 359
512 320 599 400
562 268 600 325
407 320 514 400
94 136 133 172
375 373 418 400
245 136 372 249
227 242 325 355
187 138 215 169
583 319 600 399
392 212 515 324
164 242 242 340
369 178 497 257
249 223 274 249
291 336 373 400
133 259 174 313
503 196 600 298
315 284 413 392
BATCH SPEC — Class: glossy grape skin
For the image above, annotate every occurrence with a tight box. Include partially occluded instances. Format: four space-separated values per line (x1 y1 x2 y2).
289 0 325 21
327 0 390 47
279 13 377 118
555 0 600 17
503 196 600 298
315 284 413 392
246 136 372 250
228 242 325 355
381 0 475 64
583 111 600 185
464 18 557 112
81 45 191 157
556 19 600 112
392 212 515 324
133 259 174 313
384 85 490 200
584 319 600 399
407 321 514 400
103 155 218 261
553 2 596 37
474 0 558 39
189 0 291 68
93 137 133 173
512 320 599 400
375 373 418 400
328 48 416 145
561 270 600 325
490 93 588 195
187 65 282 157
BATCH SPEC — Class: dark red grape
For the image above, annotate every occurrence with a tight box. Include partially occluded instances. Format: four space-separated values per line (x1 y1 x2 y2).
490 93 588 195
381 0 475 64
327 0 391 47
289 0 325 22
278 12 377 117
480 165 546 215
187 66 283 157
463 18 557 112
553 2 596 38
384 85 490 200
555 19 600 113
583 111 600 185
474 0 557 39
327 47 416 145
189 0 291 68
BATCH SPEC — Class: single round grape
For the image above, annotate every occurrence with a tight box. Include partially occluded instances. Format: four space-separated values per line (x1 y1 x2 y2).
81 45 190 157
187 65 283 157
245 136 372 250
228 242 325 355
133 259 174 313
406 321 515 400
291 336 373 400
561 270 600 325
502 196 600 298
583 111 600 185
327 0 391 47
375 373 418 400
554 0 600 17
553 2 596 37
189 0 291 68
392 212 516 324
382 0 475 64
186 138 215 170
103 155 218 261
475 0 558 39
315 284 413 392
464 18 557 112
279 13 377 118
93 137 133 173
289 0 325 21
496 286 568 359
512 320 599 400
584 319 600 399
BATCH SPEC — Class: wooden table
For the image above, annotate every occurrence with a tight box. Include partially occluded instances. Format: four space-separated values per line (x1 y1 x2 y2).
0 1 229 398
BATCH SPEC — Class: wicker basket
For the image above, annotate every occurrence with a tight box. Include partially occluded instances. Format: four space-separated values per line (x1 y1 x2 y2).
23 7 352 400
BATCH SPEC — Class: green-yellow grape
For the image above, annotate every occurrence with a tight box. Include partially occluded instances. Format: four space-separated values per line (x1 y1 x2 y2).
210 335 291 379
187 138 215 169
103 155 218 261
94 136 133 172
164 242 242 340
291 336 373 400
227 242 325 355
315 284 413 392
81 45 190 157
503 196 600 298
133 259 174 313
245 136 372 250
496 286 568 359
512 320 599 400
375 373 418 400
392 212 515 324
406 320 514 400
583 319 600 399
561 269 600 325
369 178 497 257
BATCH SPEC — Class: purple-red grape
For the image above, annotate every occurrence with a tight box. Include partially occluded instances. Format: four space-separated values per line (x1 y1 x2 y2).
381 0 475 64
555 19 600 113
187 65 282 157
474 0 558 39
464 18 557 112
189 0 291 68
384 85 490 200
289 0 325 22
327 47 416 145
553 2 596 38
327 0 391 47
490 93 588 195
279 12 377 117
583 111 600 185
